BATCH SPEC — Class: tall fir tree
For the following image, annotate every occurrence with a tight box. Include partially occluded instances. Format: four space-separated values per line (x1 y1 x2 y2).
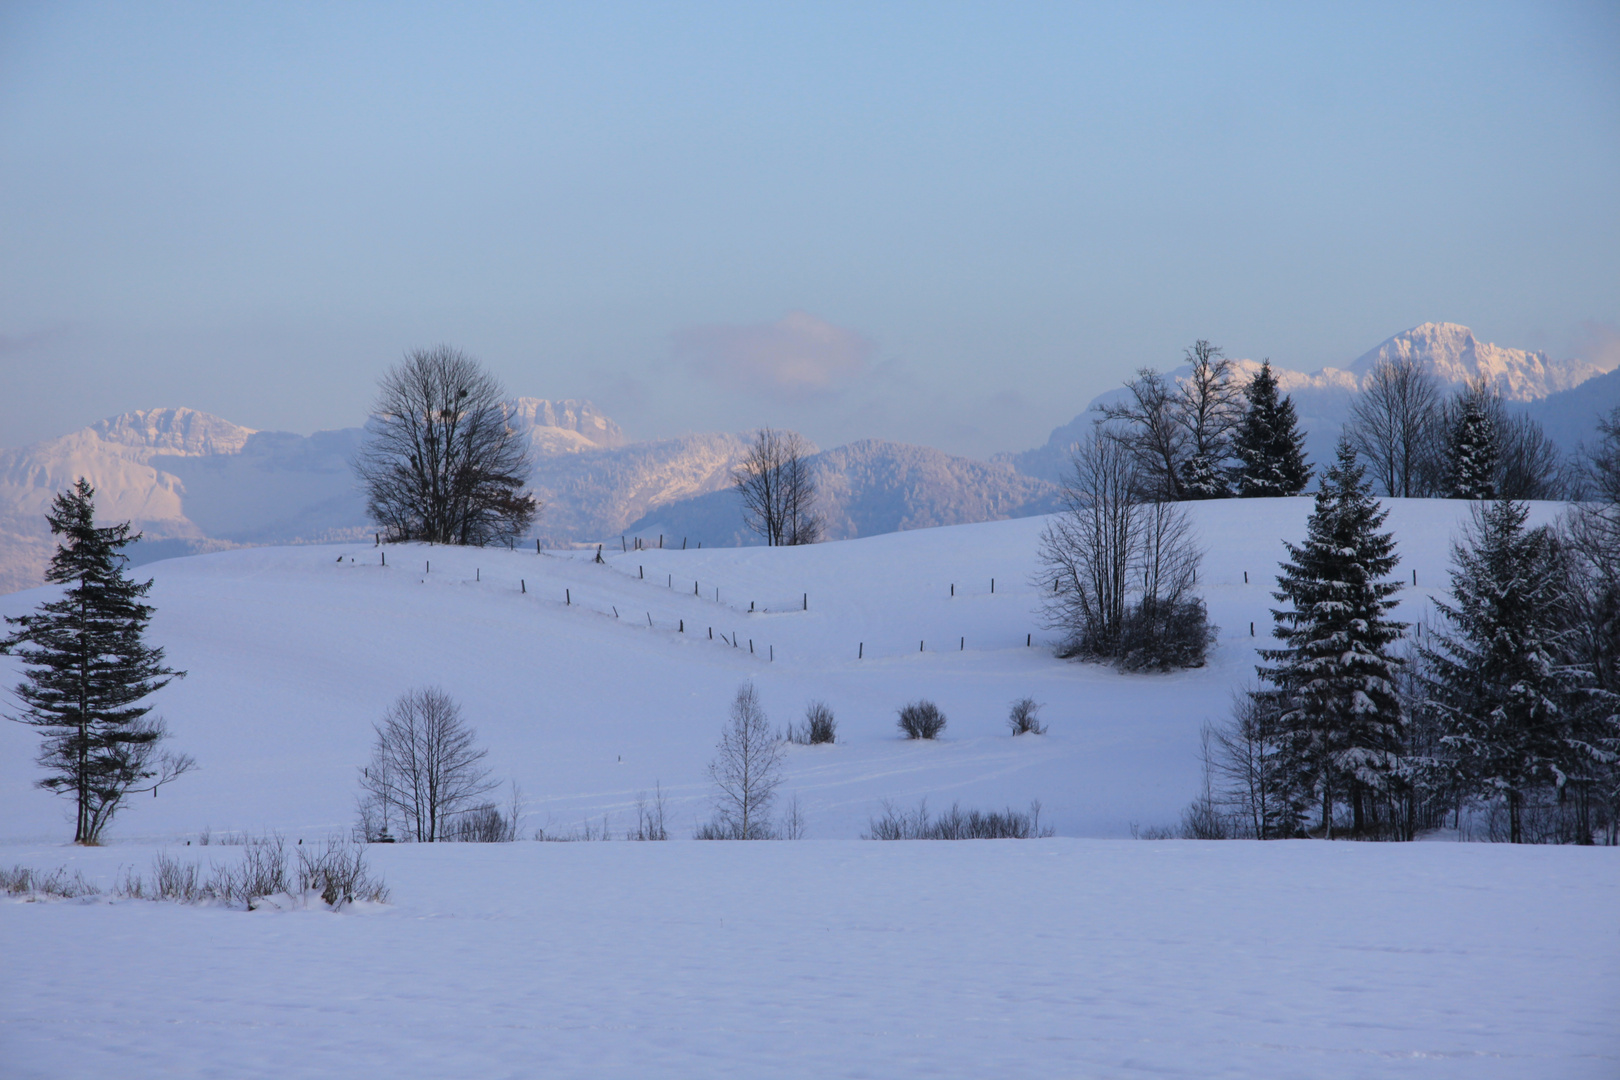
1419 500 1591 843
1445 385 1499 499
1 479 189 843
1259 441 1407 837
1232 360 1311 497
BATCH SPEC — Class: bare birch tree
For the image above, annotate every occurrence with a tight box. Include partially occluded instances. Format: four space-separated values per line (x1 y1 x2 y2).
705 682 784 838
357 687 498 842
356 346 539 545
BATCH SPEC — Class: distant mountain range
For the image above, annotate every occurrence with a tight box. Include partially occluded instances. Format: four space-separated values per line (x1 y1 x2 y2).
0 402 1054 592
627 439 1061 547
4 321 1615 593
1007 322 1620 483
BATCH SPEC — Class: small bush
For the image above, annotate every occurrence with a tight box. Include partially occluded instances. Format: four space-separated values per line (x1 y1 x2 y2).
626 785 669 841
897 700 947 740
448 803 516 842
1 864 101 899
1133 823 1175 840
297 838 390 906
864 799 1053 839
1115 598 1215 672
1007 697 1046 735
791 701 836 744
536 816 613 841
152 851 203 902
1177 795 1231 840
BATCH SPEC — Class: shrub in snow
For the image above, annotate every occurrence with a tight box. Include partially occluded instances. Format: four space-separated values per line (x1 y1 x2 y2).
1007 698 1046 735
1 864 100 899
787 701 836 745
626 785 669 841
865 799 1052 839
296 838 390 906
448 803 516 843
897 700 946 740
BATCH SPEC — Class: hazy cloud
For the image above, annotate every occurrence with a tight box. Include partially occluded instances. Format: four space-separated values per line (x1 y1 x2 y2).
676 311 872 400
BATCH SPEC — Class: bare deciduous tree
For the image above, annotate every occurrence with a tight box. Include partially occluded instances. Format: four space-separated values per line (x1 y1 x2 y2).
705 682 784 839
1095 341 1242 501
1174 340 1244 499
1345 358 1444 497
1038 432 1137 652
357 687 498 842
1037 430 1210 668
732 427 821 546
356 346 539 545
1097 369 1186 501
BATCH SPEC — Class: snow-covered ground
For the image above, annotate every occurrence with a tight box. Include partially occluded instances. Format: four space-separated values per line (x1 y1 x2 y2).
3 839 1615 1079
3 499 1614 1078
0 498 1559 842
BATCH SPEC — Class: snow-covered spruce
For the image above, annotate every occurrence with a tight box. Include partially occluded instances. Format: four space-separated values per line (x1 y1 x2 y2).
1259 441 1407 839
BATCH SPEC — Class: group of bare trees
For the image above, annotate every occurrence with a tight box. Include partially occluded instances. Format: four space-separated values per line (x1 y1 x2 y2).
732 427 821 546
1037 432 1212 670
356 346 540 546
1344 358 1570 500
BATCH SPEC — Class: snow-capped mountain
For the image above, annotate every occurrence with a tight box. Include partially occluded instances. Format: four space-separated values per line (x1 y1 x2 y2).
0 400 690 594
1010 323 1618 483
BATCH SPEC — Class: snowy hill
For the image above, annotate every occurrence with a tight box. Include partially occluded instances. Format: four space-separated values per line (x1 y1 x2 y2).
627 438 1061 546
4 498 1611 1080
1011 323 1617 483
0 496 1563 844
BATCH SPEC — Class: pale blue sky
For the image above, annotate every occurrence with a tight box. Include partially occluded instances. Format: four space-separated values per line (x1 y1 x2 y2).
2 2 1617 456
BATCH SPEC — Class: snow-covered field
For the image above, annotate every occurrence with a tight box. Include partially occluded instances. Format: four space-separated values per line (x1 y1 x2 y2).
0 498 1557 842
3 499 1615 1077
3 839 1615 1079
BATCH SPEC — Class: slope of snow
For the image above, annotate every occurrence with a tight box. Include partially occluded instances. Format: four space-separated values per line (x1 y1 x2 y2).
0 497 1565 845
1 838 1613 1080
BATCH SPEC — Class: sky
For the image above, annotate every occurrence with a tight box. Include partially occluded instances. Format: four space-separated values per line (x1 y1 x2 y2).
2 1 1617 458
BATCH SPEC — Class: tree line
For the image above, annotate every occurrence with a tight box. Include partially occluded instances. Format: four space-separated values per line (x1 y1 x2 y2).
1098 340 1578 504
1188 441 1620 844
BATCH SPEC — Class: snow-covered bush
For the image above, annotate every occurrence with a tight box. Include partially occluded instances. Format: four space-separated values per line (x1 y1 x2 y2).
897 700 946 740
1007 697 1046 735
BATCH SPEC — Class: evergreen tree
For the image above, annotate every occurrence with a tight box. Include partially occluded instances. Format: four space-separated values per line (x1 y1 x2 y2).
1178 451 1230 501
1420 500 1592 843
1445 384 1499 499
1 479 190 843
1259 441 1407 837
1232 360 1311 497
